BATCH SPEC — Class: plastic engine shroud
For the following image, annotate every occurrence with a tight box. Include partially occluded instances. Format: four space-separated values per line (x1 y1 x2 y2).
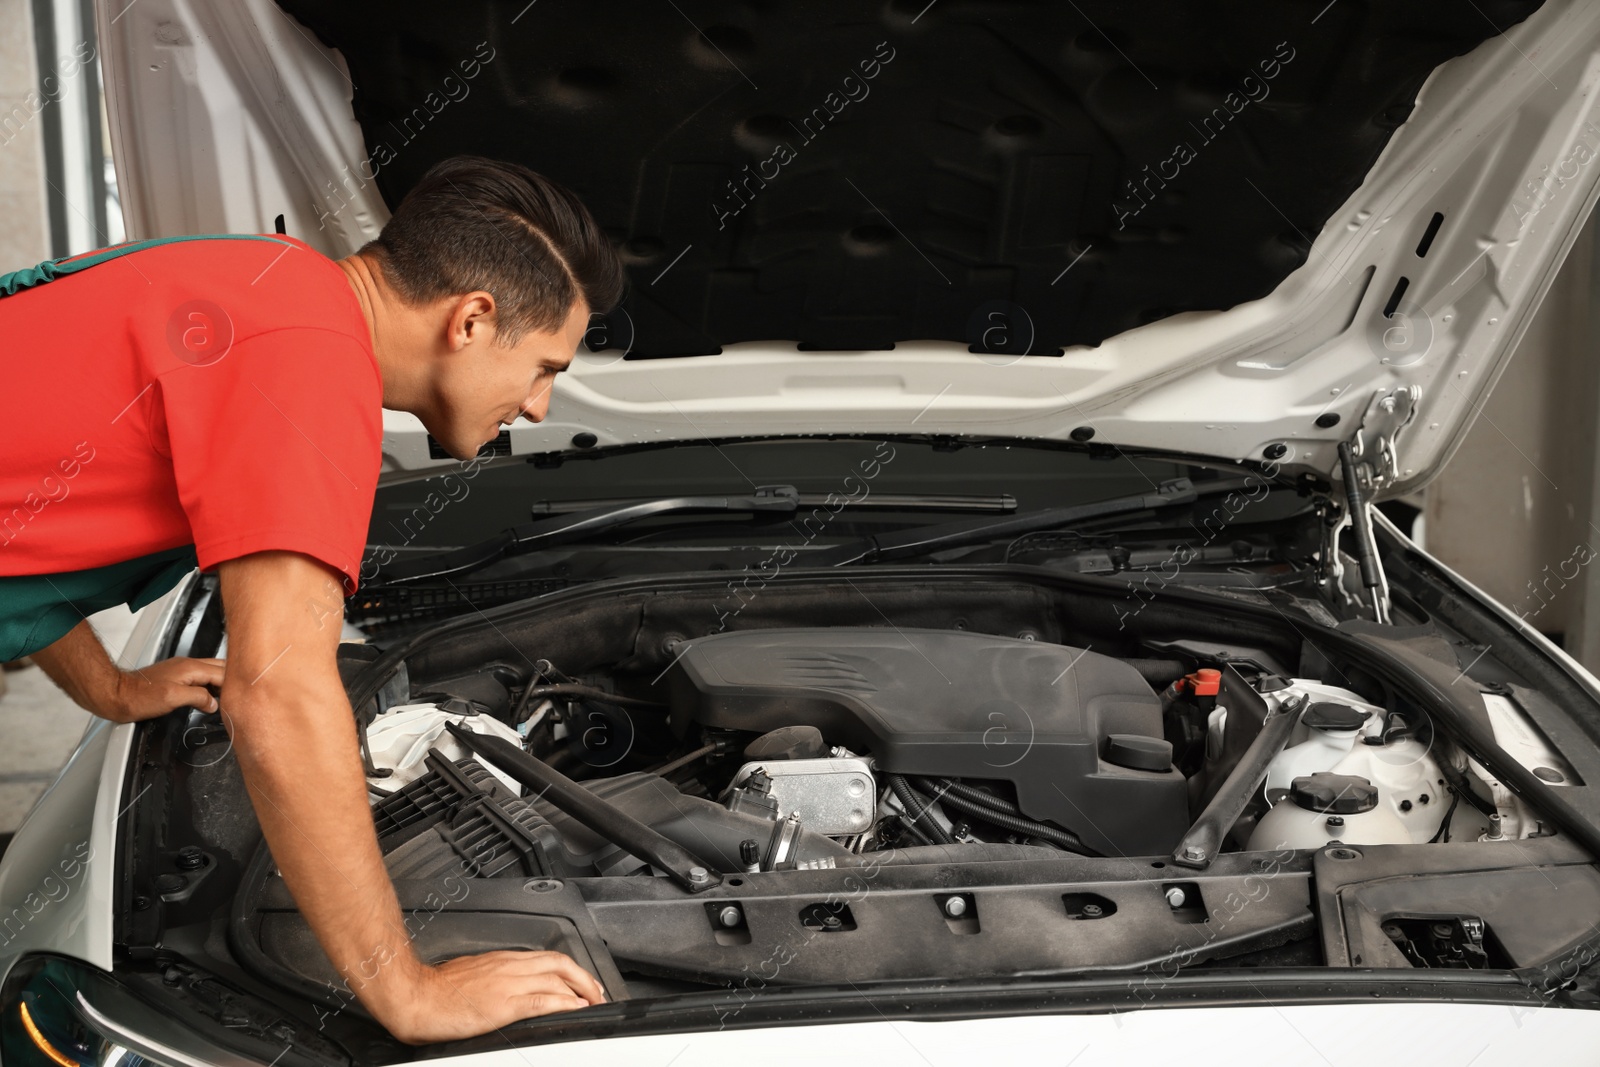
668 628 1188 855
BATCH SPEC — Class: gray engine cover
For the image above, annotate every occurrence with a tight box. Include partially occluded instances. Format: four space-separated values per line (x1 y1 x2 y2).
668 628 1188 856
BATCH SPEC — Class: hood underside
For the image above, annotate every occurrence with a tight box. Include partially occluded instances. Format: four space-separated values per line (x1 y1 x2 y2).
280 0 1538 360
99 0 1600 490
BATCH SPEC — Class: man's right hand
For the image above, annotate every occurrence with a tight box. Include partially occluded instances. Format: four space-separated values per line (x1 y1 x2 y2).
362 950 607 1045
215 551 604 1043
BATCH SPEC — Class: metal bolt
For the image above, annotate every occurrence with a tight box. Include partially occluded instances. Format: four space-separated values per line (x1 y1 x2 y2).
822 914 843 929
1081 903 1104 918
1165 887 1187 909
718 905 742 928
529 878 564 893
689 866 710 883
1181 845 1206 862
944 896 968 918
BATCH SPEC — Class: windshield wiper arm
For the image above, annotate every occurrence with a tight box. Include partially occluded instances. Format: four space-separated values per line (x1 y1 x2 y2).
378 484 801 584
811 478 1210 566
528 491 1018 516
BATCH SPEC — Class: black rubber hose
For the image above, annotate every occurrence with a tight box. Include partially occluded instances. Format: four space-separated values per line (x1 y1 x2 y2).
1123 658 1192 688
922 776 1021 816
929 787 1091 853
1429 789 1462 844
650 742 716 778
515 684 667 722
888 774 955 845
896 816 934 847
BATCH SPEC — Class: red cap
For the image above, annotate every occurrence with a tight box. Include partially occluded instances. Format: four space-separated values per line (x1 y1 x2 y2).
1186 669 1222 697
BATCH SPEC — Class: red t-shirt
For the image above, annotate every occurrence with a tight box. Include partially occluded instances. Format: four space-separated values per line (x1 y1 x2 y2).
0 236 382 592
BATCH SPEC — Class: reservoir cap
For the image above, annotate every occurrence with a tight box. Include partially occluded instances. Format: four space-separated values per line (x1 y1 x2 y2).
1290 772 1380 813
1301 701 1368 731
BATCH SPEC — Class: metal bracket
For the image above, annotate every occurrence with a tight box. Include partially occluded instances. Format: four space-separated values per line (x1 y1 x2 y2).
1333 387 1420 623
1348 386 1420 495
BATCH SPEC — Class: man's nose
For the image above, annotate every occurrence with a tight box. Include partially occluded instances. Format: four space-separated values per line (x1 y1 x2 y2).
520 386 552 423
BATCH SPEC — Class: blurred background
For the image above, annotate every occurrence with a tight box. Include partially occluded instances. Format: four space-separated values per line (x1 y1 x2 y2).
5 0 1600 838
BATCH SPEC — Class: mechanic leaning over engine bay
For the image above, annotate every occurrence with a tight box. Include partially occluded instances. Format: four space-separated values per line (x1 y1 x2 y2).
0 155 624 1044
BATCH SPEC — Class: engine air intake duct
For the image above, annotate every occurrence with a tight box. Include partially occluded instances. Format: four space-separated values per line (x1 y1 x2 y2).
667 628 1188 856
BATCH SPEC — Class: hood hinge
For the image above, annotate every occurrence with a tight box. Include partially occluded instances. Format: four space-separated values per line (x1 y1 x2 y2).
1326 386 1420 623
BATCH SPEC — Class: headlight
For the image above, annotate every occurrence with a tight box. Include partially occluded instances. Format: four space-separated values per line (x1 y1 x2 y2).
0 957 217 1067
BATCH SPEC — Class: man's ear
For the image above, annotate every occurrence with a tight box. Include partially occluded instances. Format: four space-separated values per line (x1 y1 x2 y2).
445 291 498 353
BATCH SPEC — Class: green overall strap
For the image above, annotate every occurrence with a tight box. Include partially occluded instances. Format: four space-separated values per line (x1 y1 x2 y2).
0 546 199 661
0 232 294 298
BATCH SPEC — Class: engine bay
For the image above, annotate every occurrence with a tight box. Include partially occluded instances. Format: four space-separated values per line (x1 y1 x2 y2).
187 563 1600 1016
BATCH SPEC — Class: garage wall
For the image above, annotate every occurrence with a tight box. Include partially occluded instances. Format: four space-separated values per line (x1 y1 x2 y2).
0 0 50 269
1423 210 1600 662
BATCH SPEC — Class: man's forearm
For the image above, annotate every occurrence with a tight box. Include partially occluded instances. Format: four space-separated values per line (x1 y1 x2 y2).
32 619 224 723
224 669 424 1010
216 551 603 1043
33 620 121 714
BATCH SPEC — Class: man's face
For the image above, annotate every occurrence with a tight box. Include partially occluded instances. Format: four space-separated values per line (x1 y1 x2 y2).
428 299 591 460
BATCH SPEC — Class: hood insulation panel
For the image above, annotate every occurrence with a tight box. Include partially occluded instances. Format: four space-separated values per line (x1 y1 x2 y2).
279 0 1544 357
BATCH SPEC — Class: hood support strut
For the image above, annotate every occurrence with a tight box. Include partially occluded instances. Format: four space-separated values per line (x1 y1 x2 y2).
1331 387 1420 623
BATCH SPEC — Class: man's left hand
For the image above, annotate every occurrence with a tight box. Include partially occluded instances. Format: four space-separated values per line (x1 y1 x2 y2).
32 619 225 723
110 656 226 722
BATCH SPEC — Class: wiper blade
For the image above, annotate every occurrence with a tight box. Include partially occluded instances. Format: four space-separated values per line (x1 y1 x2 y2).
529 492 1018 516
811 478 1210 566
379 484 801 584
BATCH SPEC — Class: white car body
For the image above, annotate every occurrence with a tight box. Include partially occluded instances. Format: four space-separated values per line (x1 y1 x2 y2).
6 1 1600 1063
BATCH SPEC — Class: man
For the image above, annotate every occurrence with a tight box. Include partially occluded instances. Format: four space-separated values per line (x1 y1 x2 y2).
0 156 623 1043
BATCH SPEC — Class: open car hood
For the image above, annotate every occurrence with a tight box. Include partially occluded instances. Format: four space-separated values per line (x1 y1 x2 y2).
99 0 1600 493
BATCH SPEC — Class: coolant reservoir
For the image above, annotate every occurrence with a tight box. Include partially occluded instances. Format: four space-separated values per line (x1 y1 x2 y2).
1263 702 1375 800
1248 771 1411 851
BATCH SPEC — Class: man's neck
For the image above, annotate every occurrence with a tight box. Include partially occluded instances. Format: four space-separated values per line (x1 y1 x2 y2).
336 251 422 413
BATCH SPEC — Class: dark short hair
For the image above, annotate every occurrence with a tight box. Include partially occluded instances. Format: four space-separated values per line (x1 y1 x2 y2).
363 156 623 344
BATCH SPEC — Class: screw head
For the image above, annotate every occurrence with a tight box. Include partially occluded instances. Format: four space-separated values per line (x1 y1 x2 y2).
1081 903 1104 918
1181 845 1206 862
943 896 968 918
822 914 843 929
1164 887 1187 909
176 846 206 871
528 878 564 893
1263 442 1289 460
718 905 742 928
689 866 710 883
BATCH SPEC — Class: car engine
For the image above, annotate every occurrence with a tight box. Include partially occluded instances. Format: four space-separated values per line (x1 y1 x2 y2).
206 569 1585 1012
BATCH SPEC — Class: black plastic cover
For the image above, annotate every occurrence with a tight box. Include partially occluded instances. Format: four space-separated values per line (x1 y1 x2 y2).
1301 701 1369 731
278 0 1542 357
668 628 1186 855
1102 734 1173 772
1290 772 1380 814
